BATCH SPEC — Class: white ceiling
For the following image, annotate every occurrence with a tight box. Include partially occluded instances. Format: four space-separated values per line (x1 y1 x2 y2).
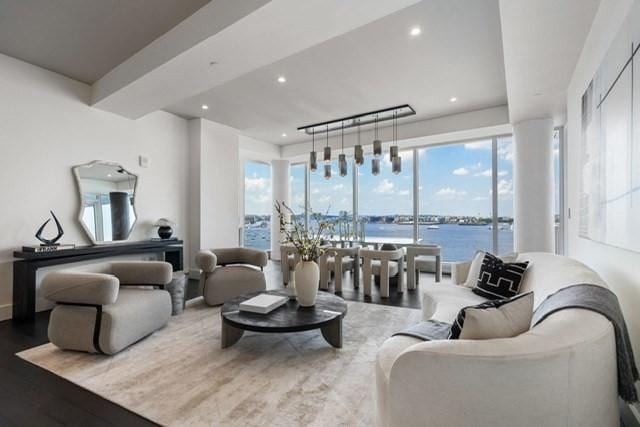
165 0 508 144
499 0 601 124
0 0 601 143
0 0 212 84
91 0 422 118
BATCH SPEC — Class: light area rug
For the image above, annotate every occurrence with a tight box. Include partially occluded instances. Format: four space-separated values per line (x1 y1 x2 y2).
17 298 422 427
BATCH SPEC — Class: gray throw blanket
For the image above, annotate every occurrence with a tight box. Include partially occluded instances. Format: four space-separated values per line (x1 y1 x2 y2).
393 283 638 402
533 283 639 402
392 320 451 341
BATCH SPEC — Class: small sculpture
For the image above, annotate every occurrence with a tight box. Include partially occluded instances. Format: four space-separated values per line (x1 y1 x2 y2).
35 210 64 246
154 218 176 239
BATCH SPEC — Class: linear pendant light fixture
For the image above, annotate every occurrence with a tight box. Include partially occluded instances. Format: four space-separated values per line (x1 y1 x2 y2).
324 125 332 180
373 114 382 158
354 122 364 166
339 122 347 177
392 111 401 174
323 124 331 164
297 104 415 179
309 129 317 172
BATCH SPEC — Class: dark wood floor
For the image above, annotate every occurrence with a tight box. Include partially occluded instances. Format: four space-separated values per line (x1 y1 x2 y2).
0 261 427 426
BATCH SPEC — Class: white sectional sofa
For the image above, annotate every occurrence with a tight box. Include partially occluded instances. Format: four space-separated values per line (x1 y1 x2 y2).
376 252 619 427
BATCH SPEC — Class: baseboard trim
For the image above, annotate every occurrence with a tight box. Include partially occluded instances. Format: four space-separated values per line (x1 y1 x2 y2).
0 304 12 321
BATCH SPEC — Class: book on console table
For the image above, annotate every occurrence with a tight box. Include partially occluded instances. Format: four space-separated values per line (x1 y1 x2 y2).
239 294 288 314
22 244 76 253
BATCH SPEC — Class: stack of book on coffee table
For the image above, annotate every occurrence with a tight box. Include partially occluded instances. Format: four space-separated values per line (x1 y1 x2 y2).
239 294 288 314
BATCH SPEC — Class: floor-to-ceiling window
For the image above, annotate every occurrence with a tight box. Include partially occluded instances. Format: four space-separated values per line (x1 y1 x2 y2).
309 159 353 237
553 128 564 254
290 162 307 226
418 141 494 261
243 161 271 250
291 131 564 261
357 151 414 241
496 136 515 254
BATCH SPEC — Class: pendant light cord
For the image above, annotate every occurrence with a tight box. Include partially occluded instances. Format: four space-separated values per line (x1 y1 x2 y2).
341 121 344 153
312 128 315 151
326 125 329 147
375 114 378 139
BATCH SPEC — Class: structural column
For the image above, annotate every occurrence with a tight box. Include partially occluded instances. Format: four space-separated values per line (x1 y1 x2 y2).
513 118 554 253
271 159 290 260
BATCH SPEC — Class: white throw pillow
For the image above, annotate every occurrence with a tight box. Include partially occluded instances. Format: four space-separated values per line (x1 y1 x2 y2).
462 251 519 288
449 292 534 340
462 250 485 288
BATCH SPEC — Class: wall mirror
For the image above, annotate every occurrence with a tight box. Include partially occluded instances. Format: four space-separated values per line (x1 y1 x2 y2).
73 161 138 244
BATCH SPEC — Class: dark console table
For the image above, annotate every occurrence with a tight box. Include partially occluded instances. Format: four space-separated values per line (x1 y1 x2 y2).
13 239 184 322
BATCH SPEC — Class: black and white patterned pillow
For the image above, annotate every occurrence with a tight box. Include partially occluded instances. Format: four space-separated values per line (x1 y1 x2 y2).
449 292 534 339
472 252 529 300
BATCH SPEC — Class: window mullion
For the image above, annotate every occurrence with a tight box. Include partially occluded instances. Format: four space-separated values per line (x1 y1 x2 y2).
492 137 499 253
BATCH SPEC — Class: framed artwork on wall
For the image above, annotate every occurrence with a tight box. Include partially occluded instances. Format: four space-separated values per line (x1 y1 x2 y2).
580 0 640 252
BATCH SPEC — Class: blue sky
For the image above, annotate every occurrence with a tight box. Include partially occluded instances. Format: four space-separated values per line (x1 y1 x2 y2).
244 137 532 218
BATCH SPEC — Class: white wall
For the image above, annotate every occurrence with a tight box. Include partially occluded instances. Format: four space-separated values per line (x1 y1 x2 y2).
566 0 640 373
0 53 190 320
187 118 244 272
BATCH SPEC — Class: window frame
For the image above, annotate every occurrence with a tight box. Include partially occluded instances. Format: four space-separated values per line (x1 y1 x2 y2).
242 159 272 250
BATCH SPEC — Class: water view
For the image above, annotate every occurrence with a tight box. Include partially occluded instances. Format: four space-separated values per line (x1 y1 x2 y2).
244 219 513 261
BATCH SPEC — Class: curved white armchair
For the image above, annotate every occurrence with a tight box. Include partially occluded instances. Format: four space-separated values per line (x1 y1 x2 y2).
376 253 618 427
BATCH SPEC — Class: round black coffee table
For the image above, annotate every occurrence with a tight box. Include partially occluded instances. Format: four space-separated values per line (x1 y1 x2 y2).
220 290 348 349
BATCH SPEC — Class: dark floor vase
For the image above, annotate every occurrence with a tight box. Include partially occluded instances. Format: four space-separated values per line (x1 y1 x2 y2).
109 192 130 241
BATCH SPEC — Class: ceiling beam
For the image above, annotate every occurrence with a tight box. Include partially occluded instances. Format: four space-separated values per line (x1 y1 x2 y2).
91 0 421 119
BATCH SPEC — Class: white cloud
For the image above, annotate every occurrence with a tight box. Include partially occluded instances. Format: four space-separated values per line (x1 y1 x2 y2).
498 179 513 196
333 184 344 191
453 167 470 176
245 176 268 191
435 187 467 199
318 195 330 204
311 188 320 195
473 196 489 201
475 169 508 177
498 143 513 161
374 179 394 194
397 190 410 196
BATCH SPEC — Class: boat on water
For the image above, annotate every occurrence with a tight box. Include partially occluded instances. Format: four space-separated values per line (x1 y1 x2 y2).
426 225 439 230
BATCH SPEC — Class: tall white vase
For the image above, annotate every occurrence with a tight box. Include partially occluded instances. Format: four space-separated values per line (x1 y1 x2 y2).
294 261 319 307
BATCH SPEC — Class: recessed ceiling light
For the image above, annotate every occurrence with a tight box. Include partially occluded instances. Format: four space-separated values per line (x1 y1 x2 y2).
410 27 421 36
107 174 112 177
282 133 287 137
450 97 458 102
201 104 209 110
277 76 287 83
